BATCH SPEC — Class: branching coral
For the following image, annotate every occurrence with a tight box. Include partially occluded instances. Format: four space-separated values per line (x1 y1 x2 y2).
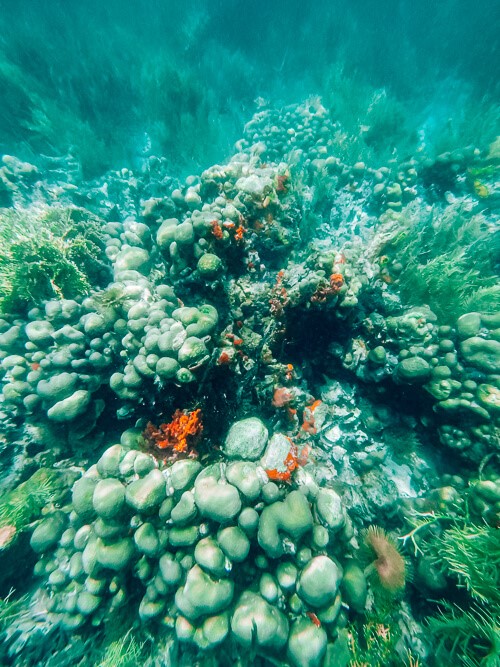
382 425 422 462
269 269 290 318
272 386 294 408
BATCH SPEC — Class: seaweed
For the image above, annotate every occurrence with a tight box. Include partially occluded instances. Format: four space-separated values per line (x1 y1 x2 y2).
463 285 500 316
438 524 500 607
0 590 28 630
422 89 500 160
323 65 418 166
402 490 500 666
0 206 109 315
428 603 500 667
96 630 146 667
346 612 422 667
380 202 499 322
0 468 62 535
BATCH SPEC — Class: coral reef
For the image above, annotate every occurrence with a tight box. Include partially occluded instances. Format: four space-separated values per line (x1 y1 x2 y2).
0 92 498 666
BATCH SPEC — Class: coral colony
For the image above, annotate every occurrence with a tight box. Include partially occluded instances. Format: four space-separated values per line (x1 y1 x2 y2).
0 94 498 667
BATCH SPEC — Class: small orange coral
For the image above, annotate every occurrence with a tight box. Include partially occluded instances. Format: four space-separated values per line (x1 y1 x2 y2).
329 273 344 291
143 409 203 460
301 399 322 435
310 273 344 304
216 350 232 365
234 224 246 241
364 526 406 594
306 611 321 627
210 220 223 239
265 439 309 483
272 386 293 408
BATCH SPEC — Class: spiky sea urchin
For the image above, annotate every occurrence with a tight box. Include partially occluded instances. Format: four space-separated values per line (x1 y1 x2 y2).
364 526 406 595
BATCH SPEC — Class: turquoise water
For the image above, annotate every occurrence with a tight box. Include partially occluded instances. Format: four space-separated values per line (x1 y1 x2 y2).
0 2 499 666
0 0 498 176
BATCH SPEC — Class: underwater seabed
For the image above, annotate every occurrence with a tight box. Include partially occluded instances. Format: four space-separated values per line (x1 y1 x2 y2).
0 97 499 667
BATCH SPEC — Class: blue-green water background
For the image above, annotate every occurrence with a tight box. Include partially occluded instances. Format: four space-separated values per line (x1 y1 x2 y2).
0 0 498 177
0 4 498 664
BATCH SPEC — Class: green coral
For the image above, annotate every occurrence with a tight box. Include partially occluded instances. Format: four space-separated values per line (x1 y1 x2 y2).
0 205 109 315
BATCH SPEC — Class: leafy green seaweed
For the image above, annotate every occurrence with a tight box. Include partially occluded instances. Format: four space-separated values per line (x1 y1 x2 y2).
380 202 499 322
403 487 500 667
0 206 109 315
0 468 62 533
438 524 500 605
96 630 146 667
428 603 500 667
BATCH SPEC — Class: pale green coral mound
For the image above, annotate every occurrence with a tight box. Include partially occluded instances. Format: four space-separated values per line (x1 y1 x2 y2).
28 433 354 658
